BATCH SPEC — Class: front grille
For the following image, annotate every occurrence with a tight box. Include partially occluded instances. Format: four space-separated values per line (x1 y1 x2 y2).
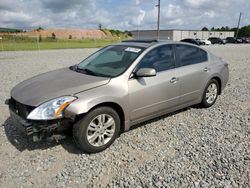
9 98 35 119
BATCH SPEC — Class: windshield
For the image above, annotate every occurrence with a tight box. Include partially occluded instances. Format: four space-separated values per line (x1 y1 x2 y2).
77 45 144 77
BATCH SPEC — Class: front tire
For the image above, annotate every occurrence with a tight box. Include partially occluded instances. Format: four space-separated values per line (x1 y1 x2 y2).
200 79 219 108
73 106 120 153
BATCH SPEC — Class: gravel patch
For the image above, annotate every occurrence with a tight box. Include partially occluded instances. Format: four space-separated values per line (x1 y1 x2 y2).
0 45 249 187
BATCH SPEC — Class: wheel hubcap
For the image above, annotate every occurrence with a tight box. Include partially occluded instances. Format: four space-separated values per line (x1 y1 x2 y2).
206 83 218 104
87 114 115 147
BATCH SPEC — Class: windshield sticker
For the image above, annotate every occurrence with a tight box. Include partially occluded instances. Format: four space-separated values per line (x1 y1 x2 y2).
125 47 141 53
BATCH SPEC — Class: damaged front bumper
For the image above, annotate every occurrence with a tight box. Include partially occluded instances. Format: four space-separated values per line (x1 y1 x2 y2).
6 98 72 142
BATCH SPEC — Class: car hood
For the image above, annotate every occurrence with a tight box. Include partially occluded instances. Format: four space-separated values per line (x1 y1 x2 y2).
11 67 110 106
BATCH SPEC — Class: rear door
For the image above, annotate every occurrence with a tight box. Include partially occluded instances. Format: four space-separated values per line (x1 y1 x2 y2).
175 44 210 104
128 44 181 121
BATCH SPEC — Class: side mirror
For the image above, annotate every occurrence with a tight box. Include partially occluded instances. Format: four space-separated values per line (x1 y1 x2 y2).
135 68 156 78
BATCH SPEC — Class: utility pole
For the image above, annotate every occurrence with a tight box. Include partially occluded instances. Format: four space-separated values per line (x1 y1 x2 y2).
235 12 242 38
156 0 161 40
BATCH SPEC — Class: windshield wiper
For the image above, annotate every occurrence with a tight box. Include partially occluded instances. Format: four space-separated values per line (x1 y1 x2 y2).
74 66 99 76
70 65 110 77
81 68 99 76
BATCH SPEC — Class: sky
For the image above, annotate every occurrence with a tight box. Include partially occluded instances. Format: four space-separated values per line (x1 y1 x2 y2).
0 0 249 31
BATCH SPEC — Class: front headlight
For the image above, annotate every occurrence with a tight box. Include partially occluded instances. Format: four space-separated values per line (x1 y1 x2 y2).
27 96 77 120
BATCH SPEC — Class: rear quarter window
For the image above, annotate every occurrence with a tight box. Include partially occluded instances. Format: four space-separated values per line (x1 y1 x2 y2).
200 49 208 62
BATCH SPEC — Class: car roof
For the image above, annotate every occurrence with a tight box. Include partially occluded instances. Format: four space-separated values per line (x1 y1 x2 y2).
114 39 208 52
116 39 175 48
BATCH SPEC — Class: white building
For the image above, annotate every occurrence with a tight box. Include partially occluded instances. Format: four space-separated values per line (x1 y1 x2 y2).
130 30 235 41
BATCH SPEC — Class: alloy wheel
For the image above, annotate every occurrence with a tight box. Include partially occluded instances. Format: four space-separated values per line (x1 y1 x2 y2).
86 114 116 147
206 83 218 104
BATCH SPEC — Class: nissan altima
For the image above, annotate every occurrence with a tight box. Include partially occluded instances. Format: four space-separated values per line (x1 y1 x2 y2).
6 40 229 153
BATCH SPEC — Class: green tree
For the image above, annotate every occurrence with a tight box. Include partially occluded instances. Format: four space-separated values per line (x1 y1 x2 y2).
34 27 44 31
230 27 238 36
98 24 102 30
221 26 226 31
51 32 56 39
238 25 250 37
124 30 132 37
39 34 42 42
201 27 209 31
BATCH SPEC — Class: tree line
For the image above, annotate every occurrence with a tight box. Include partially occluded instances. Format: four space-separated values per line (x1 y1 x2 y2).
201 25 250 37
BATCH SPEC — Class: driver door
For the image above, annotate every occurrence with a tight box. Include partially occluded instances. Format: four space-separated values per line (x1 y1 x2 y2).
128 45 181 122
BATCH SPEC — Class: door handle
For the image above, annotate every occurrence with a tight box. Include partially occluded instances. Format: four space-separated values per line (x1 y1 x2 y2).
203 67 209 72
170 77 178 83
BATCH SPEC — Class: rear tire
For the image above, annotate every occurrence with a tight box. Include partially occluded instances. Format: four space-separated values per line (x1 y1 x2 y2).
73 106 120 153
200 79 219 108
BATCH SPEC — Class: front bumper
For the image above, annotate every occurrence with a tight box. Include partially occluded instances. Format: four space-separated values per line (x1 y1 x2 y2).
6 98 70 142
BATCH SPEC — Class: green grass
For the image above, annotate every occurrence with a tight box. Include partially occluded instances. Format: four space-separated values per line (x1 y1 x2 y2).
0 38 123 51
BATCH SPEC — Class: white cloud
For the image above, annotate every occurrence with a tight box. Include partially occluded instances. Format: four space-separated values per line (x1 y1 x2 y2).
0 0 249 30
204 11 215 18
168 18 183 26
184 0 209 8
1 11 31 22
131 9 145 26
162 4 182 19
135 0 140 5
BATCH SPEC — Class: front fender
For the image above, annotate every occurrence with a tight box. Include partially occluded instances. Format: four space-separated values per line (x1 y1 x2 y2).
65 96 126 117
64 82 129 121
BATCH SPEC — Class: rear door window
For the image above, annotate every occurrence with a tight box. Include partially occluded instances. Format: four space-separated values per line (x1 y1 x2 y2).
176 44 207 67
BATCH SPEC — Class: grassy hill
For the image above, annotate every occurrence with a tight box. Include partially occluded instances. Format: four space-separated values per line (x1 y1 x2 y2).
0 28 132 51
